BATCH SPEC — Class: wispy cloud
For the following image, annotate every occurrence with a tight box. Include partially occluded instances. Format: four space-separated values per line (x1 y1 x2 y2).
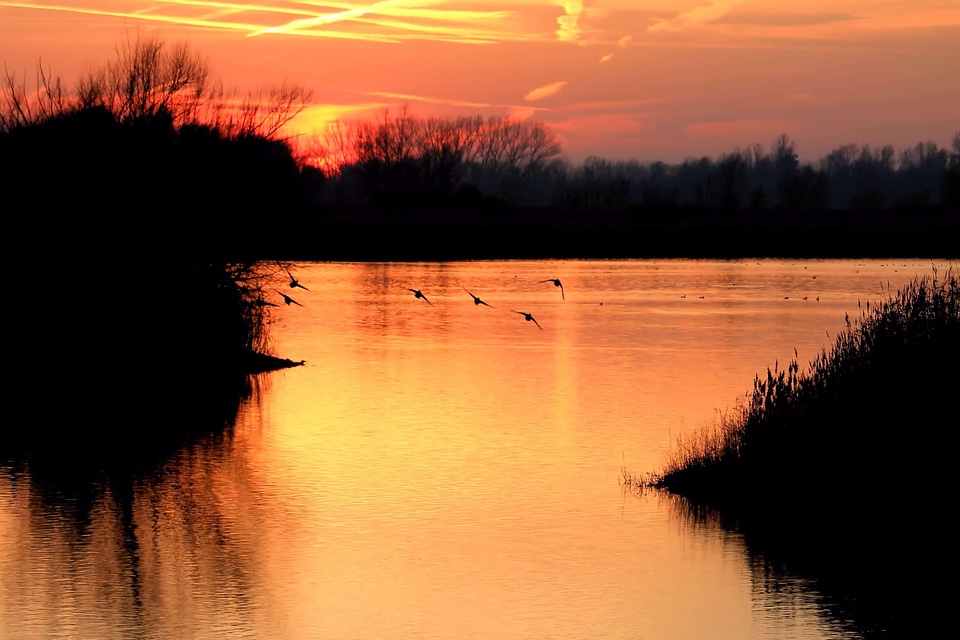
712 12 858 27
598 53 614 63
508 105 538 120
524 81 567 101
648 0 746 34
0 0 531 45
359 90 499 110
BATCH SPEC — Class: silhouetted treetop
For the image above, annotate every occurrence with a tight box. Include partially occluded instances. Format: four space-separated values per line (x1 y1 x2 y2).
2 34 311 140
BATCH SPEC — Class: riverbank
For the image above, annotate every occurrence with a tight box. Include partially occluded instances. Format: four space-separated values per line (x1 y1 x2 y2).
242 351 306 374
263 208 960 261
628 268 959 637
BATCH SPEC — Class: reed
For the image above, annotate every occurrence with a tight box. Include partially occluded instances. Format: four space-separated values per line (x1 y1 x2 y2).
633 265 959 514
620 265 960 634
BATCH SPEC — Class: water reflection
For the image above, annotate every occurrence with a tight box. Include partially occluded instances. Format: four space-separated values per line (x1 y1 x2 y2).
0 373 269 640
1 259 947 639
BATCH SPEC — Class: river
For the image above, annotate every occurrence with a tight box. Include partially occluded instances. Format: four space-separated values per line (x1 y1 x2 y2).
1 258 948 639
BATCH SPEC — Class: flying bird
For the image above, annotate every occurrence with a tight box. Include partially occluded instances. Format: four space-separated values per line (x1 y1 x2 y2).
287 270 309 291
540 278 564 299
276 290 303 307
512 310 542 329
254 298 279 308
407 288 432 304
464 288 492 307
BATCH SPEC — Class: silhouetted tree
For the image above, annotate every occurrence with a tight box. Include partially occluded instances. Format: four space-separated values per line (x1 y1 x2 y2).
939 132 960 214
773 134 799 176
0 60 65 130
76 34 210 125
5 33 311 140
778 165 830 214
417 116 475 197
713 150 748 216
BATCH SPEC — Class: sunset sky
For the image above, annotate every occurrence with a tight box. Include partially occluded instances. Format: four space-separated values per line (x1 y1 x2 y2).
1 0 958 163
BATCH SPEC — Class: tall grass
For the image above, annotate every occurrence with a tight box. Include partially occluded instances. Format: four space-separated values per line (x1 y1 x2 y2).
639 265 959 514
627 266 959 635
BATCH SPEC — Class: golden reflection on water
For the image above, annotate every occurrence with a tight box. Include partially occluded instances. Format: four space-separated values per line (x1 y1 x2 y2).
2 258 942 639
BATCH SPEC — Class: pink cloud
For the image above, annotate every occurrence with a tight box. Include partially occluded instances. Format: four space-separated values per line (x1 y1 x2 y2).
524 81 567 102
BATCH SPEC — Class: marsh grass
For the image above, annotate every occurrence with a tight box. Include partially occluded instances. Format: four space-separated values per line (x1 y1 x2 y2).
635 265 959 510
623 265 959 635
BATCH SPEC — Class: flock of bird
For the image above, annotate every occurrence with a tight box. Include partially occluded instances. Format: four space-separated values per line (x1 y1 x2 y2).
269 269 565 330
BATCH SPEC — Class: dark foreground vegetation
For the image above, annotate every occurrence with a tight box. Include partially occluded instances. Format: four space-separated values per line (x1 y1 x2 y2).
627 267 959 636
1 36 315 447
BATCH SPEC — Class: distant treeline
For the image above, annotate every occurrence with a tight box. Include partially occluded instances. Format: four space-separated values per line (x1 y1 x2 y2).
305 112 960 218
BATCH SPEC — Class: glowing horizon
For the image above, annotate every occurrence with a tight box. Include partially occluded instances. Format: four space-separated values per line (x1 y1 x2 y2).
1 0 958 162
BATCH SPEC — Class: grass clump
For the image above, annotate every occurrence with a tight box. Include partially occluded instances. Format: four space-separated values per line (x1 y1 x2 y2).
630 265 958 634
644 265 958 509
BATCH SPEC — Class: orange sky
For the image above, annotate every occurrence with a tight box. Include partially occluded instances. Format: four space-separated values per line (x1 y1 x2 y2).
1 0 958 163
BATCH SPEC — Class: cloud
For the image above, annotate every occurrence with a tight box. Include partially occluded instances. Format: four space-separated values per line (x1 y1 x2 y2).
711 13 858 27
556 0 583 43
648 0 746 34
359 90 497 110
598 53 614 63
617 35 630 47
508 105 538 121
524 81 567 102
0 0 530 45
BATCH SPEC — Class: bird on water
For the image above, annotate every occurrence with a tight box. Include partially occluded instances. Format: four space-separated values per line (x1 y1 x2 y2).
540 278 564 299
277 290 303 307
464 288 492 307
512 311 542 329
408 288 432 304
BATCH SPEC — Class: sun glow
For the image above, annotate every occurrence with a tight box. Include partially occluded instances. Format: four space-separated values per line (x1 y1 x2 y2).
1 0 957 162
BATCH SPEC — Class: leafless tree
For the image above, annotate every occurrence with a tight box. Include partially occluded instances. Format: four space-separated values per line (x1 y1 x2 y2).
1 60 66 131
469 116 561 180
417 116 476 192
296 121 357 175
204 80 313 139
75 34 211 124
354 106 418 168
772 133 798 174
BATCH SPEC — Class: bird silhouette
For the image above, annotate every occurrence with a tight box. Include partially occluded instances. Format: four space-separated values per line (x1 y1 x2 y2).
287 270 309 291
512 310 542 329
464 288 492 307
540 278 564 299
407 288 432 304
254 298 279 308
276 290 303 307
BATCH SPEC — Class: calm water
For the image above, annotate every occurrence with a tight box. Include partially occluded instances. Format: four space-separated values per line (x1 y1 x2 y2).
1 258 946 640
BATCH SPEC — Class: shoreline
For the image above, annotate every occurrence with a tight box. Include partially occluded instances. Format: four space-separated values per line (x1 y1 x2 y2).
242 351 306 374
263 211 960 262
